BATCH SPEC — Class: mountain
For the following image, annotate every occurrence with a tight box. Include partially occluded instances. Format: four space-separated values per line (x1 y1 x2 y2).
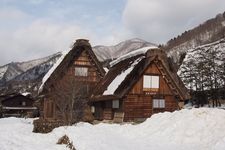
165 12 225 68
0 53 62 95
93 38 157 62
0 53 61 84
0 38 156 96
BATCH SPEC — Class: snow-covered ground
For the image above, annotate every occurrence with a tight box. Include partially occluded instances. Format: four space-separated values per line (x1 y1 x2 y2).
1 108 225 150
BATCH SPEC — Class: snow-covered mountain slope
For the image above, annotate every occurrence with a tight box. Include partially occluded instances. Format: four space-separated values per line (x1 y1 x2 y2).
93 38 157 61
1 62 23 82
0 53 62 84
1 108 225 150
0 65 8 80
178 38 225 90
180 38 225 67
17 53 61 72
14 56 60 82
166 12 225 67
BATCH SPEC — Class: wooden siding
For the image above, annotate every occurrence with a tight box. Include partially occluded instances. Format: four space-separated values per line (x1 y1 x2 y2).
124 62 178 121
129 63 172 95
103 108 113 120
72 51 101 82
124 95 178 121
123 95 152 121
44 99 55 119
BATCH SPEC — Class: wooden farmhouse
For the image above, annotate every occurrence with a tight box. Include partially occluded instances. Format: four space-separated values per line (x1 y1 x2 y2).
0 93 37 118
90 47 190 122
33 39 105 133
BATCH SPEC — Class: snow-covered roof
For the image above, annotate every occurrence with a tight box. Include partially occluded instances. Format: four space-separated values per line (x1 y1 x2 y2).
103 57 144 95
38 50 70 93
103 67 109 73
21 92 31 96
110 46 158 67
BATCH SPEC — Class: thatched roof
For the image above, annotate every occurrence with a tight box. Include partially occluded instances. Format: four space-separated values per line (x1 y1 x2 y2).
39 39 106 94
91 48 190 102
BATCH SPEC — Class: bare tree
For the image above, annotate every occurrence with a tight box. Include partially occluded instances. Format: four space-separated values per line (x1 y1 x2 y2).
51 75 93 125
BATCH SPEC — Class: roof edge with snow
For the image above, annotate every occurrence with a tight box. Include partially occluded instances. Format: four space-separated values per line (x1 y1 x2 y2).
109 46 158 67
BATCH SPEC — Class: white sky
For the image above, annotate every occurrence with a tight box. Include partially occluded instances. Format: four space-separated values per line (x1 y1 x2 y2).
0 0 225 65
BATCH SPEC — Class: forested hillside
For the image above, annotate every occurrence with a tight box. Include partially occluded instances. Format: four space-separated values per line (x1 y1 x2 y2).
166 12 225 67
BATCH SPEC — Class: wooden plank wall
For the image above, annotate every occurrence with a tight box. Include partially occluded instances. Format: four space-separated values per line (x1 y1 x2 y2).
124 95 178 121
124 95 152 121
73 51 101 82
123 62 178 121
103 108 113 120
129 63 172 95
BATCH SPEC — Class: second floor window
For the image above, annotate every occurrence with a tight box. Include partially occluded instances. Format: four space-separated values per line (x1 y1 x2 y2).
75 67 88 76
143 75 159 91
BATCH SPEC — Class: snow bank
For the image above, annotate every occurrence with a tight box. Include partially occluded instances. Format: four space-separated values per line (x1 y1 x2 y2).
62 108 225 150
1 108 225 150
0 117 66 150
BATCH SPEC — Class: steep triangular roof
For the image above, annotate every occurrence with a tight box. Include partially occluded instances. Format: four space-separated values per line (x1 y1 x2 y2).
91 47 190 102
38 39 105 94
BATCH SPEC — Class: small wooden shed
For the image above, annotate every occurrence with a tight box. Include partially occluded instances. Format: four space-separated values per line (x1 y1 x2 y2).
0 93 37 117
90 47 190 122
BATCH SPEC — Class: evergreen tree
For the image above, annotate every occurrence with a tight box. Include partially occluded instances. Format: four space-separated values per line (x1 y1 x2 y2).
179 41 225 107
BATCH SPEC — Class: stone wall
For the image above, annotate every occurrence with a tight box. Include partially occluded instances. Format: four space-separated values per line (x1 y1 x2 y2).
33 119 65 133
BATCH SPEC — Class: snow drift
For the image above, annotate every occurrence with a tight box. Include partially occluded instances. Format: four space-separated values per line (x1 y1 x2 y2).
1 108 225 150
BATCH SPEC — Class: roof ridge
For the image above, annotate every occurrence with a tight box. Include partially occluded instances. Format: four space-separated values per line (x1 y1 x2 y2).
110 46 158 67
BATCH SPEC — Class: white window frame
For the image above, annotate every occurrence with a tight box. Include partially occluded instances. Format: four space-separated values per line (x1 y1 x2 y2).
153 99 165 108
75 67 88 76
112 100 119 109
143 75 159 89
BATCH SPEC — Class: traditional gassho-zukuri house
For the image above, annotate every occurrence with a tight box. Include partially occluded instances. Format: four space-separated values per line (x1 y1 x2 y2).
90 47 190 122
33 39 105 132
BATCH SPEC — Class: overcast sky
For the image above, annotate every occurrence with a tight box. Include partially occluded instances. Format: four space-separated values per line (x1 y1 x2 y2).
0 0 225 65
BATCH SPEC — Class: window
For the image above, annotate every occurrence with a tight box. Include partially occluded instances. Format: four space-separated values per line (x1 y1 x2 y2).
75 67 88 76
153 99 165 108
112 100 119 108
143 75 159 91
91 106 95 113
22 101 26 106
